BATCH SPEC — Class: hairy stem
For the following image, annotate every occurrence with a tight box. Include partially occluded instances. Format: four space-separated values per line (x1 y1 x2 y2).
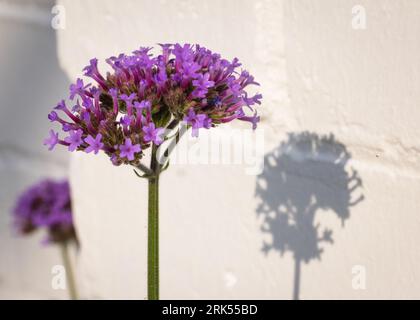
148 144 159 300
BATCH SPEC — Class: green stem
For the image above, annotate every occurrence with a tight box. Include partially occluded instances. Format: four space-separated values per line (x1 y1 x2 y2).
148 145 159 300
61 242 78 300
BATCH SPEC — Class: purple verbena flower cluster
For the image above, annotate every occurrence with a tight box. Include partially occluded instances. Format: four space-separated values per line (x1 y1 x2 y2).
12 179 76 245
45 43 262 166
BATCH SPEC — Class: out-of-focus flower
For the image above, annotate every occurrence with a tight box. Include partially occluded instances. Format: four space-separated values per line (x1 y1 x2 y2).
45 43 262 166
12 179 76 245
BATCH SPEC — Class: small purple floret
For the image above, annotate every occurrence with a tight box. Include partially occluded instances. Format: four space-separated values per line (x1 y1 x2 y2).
143 123 165 145
64 129 83 152
43 130 59 151
119 138 141 161
84 133 104 154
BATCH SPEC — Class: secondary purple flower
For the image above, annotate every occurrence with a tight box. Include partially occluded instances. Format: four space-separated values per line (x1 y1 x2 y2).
84 133 104 154
12 179 76 245
43 130 59 151
119 138 141 161
64 129 83 152
143 123 165 145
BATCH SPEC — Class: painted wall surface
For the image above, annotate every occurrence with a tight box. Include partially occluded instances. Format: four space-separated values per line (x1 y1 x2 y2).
55 0 420 299
0 0 70 299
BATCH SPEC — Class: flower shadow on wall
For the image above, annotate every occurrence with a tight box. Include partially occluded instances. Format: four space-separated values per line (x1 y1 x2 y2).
255 132 364 300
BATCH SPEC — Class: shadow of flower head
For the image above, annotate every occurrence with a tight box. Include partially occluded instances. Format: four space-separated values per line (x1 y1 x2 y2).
255 132 364 298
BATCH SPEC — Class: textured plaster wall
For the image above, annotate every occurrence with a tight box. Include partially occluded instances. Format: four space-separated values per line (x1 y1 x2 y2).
0 0 70 299
58 0 420 299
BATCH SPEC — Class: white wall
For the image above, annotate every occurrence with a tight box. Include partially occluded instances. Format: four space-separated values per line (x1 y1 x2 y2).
57 0 420 299
0 0 70 299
